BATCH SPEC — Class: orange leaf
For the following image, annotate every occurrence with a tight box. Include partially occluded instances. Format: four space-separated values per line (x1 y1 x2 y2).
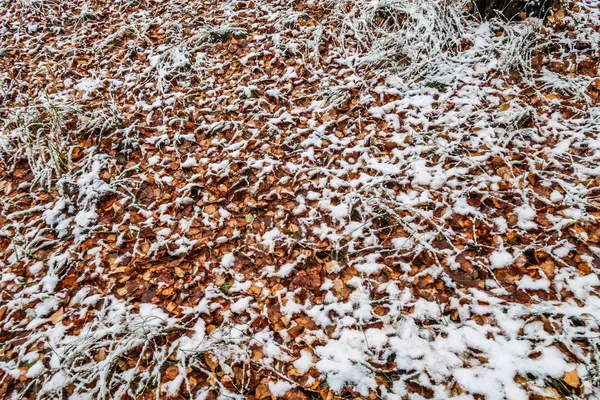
50 308 64 325
563 368 580 388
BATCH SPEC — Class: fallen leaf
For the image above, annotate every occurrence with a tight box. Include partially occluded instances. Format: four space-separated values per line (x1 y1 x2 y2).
545 387 561 399
204 353 219 370
255 384 271 400
540 260 555 279
288 223 299 232
50 308 64 325
563 368 580 388
94 349 107 362
284 389 309 400
165 365 179 380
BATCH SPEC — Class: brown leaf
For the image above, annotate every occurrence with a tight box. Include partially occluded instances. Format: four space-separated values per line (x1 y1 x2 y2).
94 349 107 362
165 365 179 380
284 389 309 400
50 308 64 325
255 384 271 400
288 223 299 233
251 347 264 361
563 368 580 388
319 389 333 400
290 270 321 290
540 260 555 279
204 353 219 370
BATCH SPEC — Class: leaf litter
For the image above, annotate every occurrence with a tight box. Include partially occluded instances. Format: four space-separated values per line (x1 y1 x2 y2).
1 0 600 399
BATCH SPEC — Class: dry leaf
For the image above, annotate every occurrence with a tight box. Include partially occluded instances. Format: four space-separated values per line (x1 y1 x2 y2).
563 368 580 388
50 308 64 325
255 384 271 400
545 387 561 399
204 353 219 370
165 365 179 380
94 349 107 362
284 389 309 400
540 260 555 279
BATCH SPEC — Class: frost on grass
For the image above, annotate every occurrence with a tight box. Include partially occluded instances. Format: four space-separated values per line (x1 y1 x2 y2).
1 0 600 399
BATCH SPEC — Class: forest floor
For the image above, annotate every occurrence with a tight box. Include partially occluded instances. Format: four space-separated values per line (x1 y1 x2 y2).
1 0 600 399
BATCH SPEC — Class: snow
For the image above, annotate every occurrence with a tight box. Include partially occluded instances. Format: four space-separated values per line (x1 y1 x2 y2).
568 274 600 300
293 350 314 374
139 304 169 326
261 228 281 253
330 203 348 222
392 237 413 250
181 156 197 168
514 204 538 230
490 249 514 269
230 297 252 313
354 254 385 275
517 275 550 291
74 78 102 94
221 252 235 268
454 198 478 216
268 380 294 397
26 360 45 378
316 330 377 396
162 374 184 396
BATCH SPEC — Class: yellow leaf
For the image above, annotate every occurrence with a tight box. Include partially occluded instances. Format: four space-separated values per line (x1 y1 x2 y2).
563 368 580 388
254 384 271 400
165 365 179 380
288 223 299 232
50 308 64 325
94 349 107 362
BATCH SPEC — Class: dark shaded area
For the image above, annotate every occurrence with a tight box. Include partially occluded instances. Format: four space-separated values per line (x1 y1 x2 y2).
474 0 554 19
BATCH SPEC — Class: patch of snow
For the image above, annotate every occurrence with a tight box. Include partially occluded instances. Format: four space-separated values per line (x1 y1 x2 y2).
490 249 514 269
